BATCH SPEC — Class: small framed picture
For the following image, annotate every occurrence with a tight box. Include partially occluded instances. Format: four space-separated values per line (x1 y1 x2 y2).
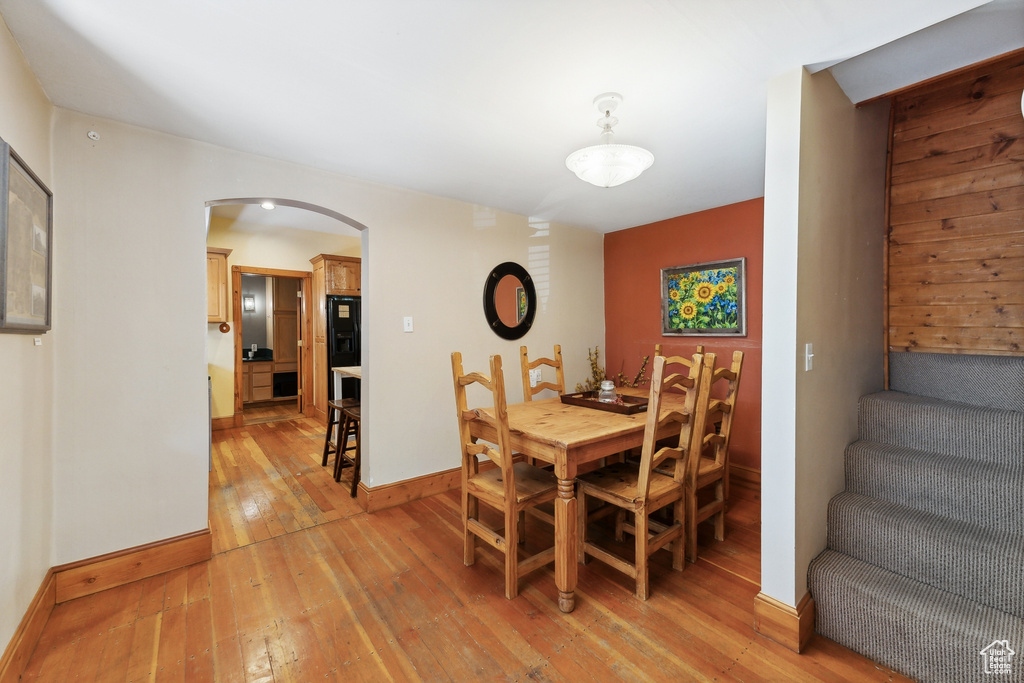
661 258 746 337
0 137 53 333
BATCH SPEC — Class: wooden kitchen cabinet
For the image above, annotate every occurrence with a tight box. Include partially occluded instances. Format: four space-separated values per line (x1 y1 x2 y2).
242 361 274 403
309 254 360 421
206 247 232 323
311 254 360 296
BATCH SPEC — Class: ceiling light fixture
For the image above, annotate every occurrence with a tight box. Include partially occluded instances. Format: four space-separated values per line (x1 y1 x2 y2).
260 200 276 210
565 92 654 188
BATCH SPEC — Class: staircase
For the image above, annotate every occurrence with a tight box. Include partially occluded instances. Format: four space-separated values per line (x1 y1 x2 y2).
808 352 1024 682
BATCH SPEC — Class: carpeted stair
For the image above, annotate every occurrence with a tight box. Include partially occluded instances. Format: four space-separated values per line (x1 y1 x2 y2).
808 352 1024 682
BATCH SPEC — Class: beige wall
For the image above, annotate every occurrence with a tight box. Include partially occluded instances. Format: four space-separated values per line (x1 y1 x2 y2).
49 107 605 567
761 67 887 605
206 215 361 418
0 13 55 650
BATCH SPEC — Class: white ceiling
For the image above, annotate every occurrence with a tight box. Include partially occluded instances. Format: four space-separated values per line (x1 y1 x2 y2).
2 0 1022 233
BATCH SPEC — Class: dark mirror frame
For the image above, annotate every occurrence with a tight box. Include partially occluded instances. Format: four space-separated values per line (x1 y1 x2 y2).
483 261 536 340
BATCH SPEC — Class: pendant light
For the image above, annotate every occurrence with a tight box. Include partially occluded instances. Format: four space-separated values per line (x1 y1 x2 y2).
565 92 654 188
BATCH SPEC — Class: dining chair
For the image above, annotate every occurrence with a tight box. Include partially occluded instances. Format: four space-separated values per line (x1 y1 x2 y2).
451 351 558 599
684 350 743 562
576 352 711 599
519 344 565 401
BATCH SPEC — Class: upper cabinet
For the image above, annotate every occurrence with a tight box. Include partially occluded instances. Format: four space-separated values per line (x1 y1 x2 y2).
207 247 233 322
311 254 361 296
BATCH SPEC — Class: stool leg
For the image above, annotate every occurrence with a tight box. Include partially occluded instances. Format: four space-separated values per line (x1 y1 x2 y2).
333 413 349 482
349 419 360 498
321 406 339 467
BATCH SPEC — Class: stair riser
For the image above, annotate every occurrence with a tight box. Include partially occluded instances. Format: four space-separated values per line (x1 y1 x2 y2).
859 394 1024 468
827 493 1024 618
809 550 1024 683
889 351 1024 412
845 442 1024 534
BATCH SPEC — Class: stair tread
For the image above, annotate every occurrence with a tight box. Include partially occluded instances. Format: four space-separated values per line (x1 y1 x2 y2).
809 549 1024 682
828 491 1024 617
858 392 1023 468
845 440 1024 532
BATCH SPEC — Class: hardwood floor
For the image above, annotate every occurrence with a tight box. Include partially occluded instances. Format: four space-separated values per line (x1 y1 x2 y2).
20 417 911 681
242 400 302 426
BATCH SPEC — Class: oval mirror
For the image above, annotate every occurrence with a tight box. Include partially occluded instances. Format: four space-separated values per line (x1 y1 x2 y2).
483 262 536 340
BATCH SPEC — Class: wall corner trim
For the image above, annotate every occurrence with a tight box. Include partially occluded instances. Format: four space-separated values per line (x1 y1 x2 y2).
752 591 815 653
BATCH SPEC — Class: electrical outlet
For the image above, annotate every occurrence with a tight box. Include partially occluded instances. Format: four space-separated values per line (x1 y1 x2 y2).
529 369 542 387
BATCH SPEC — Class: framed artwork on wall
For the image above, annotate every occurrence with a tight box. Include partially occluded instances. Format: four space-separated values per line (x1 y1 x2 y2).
0 136 53 333
661 257 746 337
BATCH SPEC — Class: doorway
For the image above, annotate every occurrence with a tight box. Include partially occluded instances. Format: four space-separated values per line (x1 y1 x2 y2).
232 265 314 426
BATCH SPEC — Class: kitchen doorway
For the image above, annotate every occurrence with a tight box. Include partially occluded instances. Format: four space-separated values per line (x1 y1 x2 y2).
232 265 314 425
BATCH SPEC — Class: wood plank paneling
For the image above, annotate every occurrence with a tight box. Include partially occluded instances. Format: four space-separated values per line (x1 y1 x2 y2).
887 48 1024 358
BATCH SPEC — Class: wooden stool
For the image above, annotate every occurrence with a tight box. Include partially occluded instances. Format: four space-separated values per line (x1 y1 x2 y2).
334 403 361 498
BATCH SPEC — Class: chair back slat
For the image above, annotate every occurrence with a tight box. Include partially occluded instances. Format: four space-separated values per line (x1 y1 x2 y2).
452 352 516 495
636 353 708 498
704 350 743 468
520 344 566 401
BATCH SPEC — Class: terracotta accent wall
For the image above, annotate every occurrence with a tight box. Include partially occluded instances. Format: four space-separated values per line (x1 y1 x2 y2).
604 198 763 471
887 48 1024 356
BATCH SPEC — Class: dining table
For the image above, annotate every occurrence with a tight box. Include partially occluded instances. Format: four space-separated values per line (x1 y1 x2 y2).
467 390 691 612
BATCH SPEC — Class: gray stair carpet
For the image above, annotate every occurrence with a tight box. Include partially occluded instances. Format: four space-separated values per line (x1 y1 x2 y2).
809 352 1024 682
809 549 1024 683
845 440 1024 534
826 491 1024 617
889 350 1024 412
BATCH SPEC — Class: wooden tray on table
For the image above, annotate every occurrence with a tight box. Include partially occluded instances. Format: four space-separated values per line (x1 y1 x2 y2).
559 391 648 414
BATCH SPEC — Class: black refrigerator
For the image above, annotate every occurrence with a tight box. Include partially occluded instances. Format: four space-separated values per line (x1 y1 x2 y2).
327 295 361 402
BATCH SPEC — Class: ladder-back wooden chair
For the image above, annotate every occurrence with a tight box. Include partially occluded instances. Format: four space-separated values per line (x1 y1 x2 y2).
575 352 711 599
451 352 558 599
685 350 743 563
519 344 566 401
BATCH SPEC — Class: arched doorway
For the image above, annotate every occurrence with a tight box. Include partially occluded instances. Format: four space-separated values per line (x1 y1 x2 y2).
205 198 366 427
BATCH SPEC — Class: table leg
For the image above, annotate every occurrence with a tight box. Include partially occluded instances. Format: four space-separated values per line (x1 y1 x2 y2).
555 476 577 612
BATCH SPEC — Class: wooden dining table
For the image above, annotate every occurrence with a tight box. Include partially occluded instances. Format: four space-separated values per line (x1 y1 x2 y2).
467 391 690 612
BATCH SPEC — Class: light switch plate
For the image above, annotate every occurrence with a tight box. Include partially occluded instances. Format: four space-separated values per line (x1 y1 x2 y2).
403 316 414 333
805 343 814 371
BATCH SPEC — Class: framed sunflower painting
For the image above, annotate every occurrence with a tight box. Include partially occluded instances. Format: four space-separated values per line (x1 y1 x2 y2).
661 258 746 336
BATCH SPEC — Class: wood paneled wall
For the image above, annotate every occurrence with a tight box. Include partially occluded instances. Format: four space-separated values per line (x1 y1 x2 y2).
887 49 1024 356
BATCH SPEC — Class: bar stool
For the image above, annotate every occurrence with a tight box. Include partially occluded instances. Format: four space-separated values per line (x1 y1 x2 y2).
333 403 361 497
321 398 349 467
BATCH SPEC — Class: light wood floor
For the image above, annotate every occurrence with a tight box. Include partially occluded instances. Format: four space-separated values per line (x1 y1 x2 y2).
242 399 302 426
21 417 911 681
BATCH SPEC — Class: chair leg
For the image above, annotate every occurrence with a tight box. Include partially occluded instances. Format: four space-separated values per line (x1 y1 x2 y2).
504 506 519 599
671 498 685 572
686 488 698 564
576 488 588 564
712 480 725 541
634 507 650 600
464 492 477 566
349 418 360 498
614 508 626 542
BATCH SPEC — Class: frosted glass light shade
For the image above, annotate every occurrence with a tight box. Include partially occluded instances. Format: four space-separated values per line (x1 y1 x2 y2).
565 143 654 188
